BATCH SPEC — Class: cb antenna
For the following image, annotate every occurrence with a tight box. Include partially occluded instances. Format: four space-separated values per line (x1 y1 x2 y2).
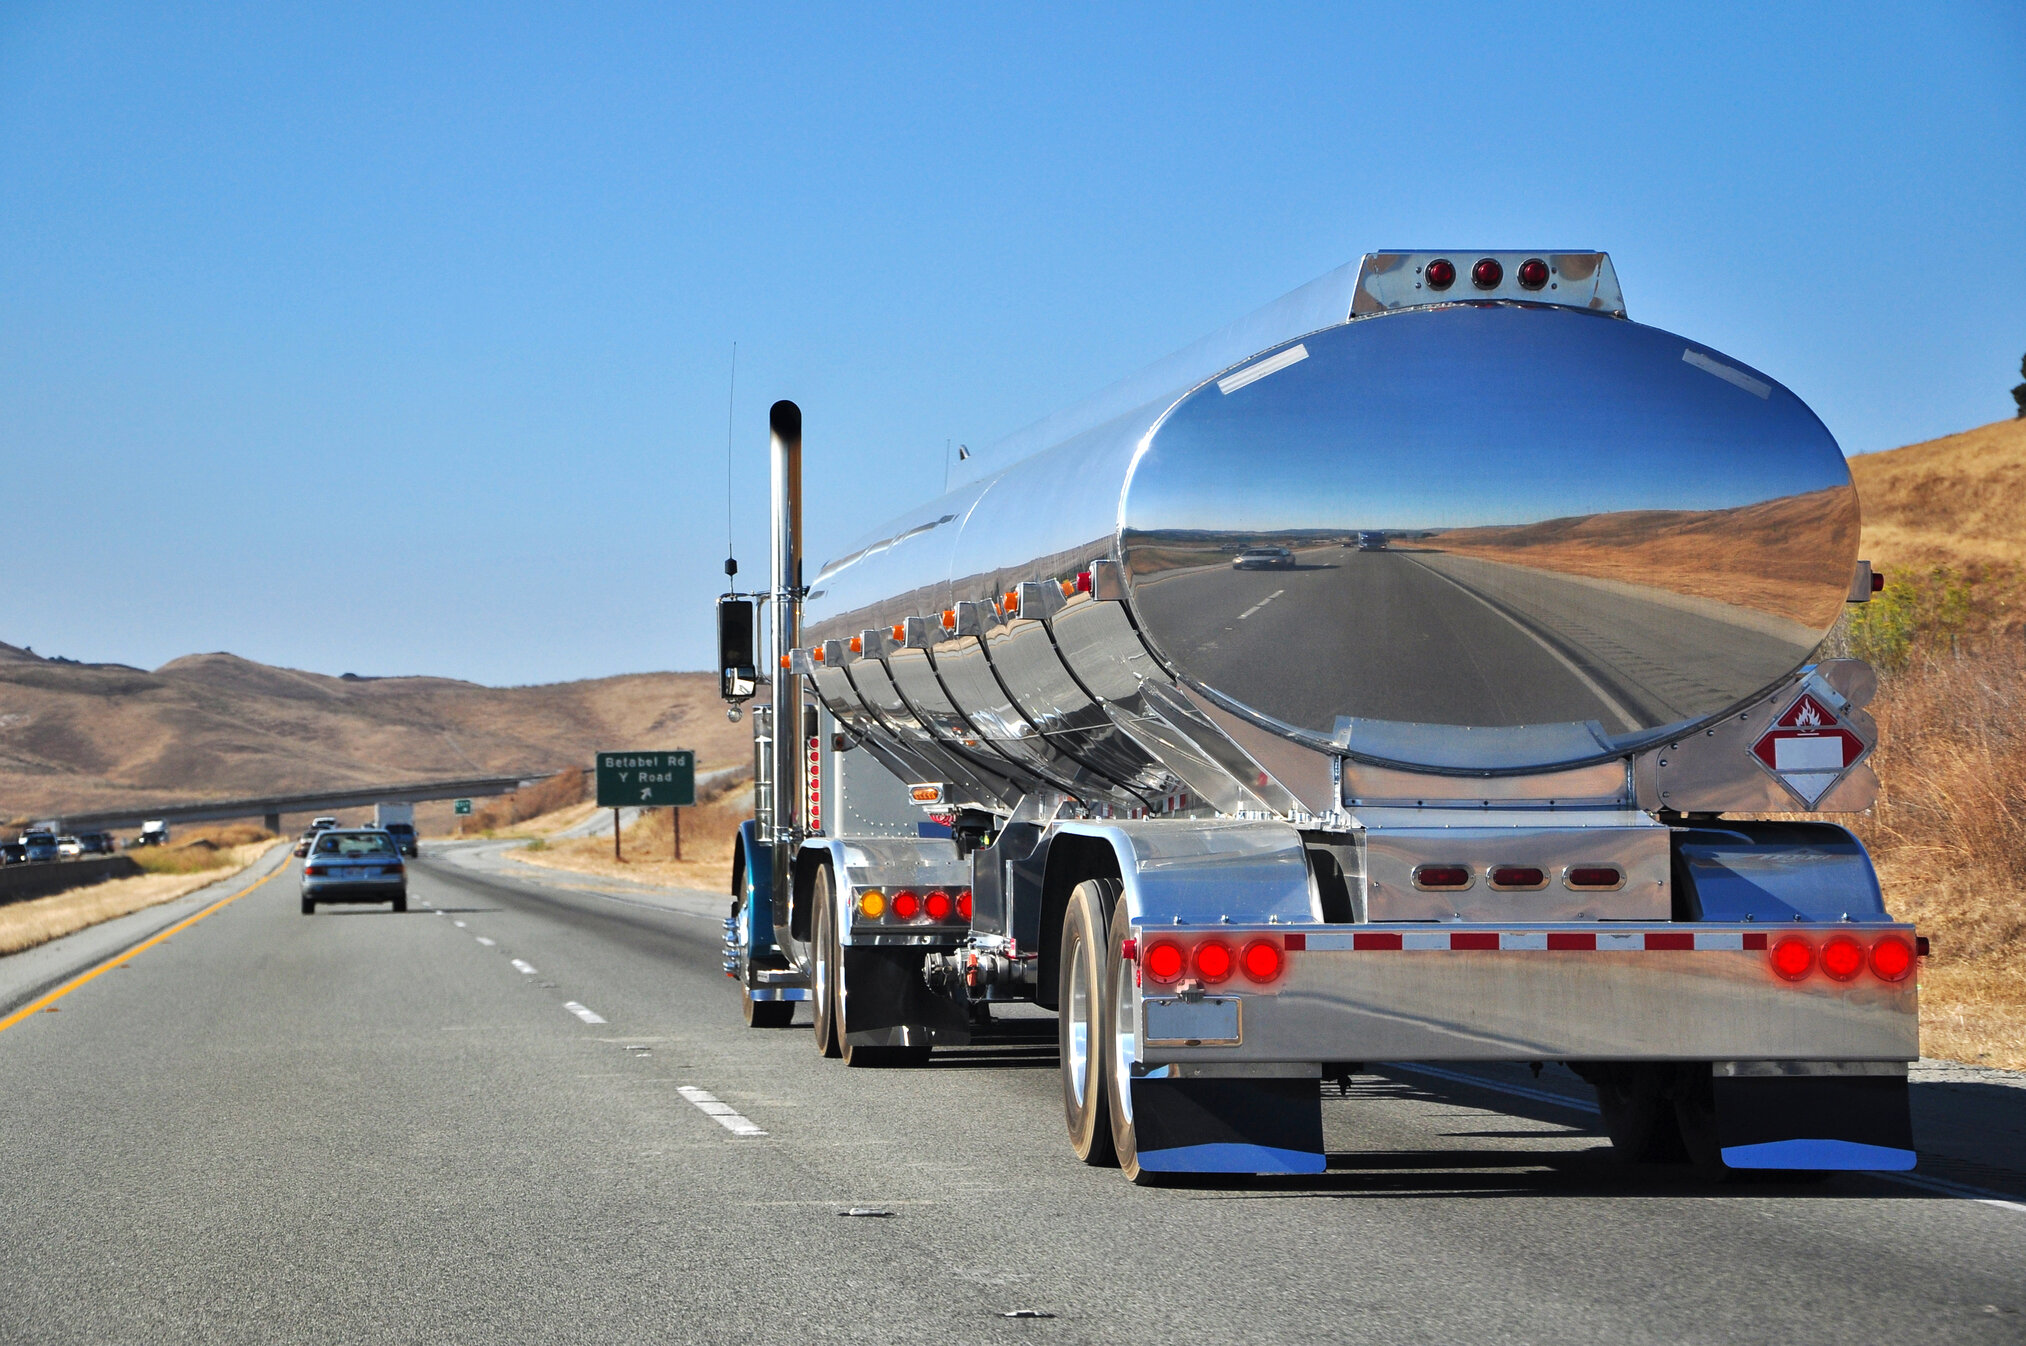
724 342 738 586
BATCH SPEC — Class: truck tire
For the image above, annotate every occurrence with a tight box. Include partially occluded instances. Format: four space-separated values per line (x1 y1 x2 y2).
1590 1064 1689 1164
811 866 843 1059
743 994 794 1028
1101 889 1165 1183
1059 879 1120 1166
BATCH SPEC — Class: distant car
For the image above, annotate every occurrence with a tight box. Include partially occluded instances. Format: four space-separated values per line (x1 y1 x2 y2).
310 816 340 831
20 832 59 863
300 829 407 914
381 821 419 857
1 842 26 866
75 831 115 855
1231 545 1295 570
1355 530 1389 551
56 835 84 858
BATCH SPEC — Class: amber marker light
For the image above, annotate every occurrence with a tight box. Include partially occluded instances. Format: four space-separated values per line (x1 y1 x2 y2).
857 890 886 920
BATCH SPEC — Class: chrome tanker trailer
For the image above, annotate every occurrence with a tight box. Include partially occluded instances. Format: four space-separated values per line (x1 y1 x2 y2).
719 251 1917 1182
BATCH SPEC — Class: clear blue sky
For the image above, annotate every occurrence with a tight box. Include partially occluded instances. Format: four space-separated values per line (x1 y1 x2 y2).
3 4 2020 684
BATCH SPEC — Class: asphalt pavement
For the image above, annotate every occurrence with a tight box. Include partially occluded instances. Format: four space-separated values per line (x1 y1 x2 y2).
3 843 2025 1344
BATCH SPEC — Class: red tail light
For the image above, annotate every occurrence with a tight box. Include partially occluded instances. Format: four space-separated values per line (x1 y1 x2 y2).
1870 935 1914 982
891 889 921 921
1074 570 1092 593
1471 257 1503 289
1143 941 1185 983
1240 940 1284 983
1424 258 1456 290
1821 935 1864 981
1770 936 1813 981
1489 865 1546 889
956 888 972 921
1193 940 1234 983
1565 865 1622 889
1413 864 1471 890
303 864 323 876
923 889 952 922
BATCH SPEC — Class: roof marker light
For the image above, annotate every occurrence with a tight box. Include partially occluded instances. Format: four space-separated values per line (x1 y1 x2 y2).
1489 865 1547 890
1517 258 1550 290
1472 257 1503 289
1413 864 1472 890
1424 258 1456 291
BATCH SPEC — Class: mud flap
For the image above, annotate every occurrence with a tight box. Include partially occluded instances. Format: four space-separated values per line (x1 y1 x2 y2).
840 945 972 1046
1714 1070 1915 1170
1129 1078 1325 1175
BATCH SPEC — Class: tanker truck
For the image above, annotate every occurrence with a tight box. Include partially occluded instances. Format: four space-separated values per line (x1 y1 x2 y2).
718 251 1917 1183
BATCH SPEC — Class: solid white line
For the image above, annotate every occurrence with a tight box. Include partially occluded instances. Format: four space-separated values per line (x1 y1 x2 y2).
474 936 496 946
563 1001 606 1024
677 1085 767 1137
510 959 537 974
1237 588 1285 621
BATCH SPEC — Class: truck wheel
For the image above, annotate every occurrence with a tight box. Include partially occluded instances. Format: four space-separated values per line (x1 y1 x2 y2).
743 994 795 1028
1591 1064 1689 1164
811 866 842 1058
1059 879 1120 1166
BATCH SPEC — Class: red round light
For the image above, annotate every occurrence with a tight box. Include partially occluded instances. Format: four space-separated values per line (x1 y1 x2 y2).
1821 935 1864 981
1240 940 1283 983
955 889 972 922
1424 258 1456 291
1516 257 1550 290
1143 941 1185 983
923 890 952 922
1870 935 1914 982
1771 935 1814 981
891 889 921 921
1194 941 1234 983
1471 257 1503 289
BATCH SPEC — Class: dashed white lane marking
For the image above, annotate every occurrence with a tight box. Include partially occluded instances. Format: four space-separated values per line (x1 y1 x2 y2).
453 920 466 928
563 1001 606 1024
677 1085 767 1137
475 936 496 946
1237 588 1285 621
510 959 537 974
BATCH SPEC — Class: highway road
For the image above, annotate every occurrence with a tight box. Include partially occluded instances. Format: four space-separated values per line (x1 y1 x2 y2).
1130 548 1819 748
4 846 2025 1344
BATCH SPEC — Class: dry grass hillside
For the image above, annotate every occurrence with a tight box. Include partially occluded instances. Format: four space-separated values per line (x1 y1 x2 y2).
0 645 751 821
1832 417 2026 1066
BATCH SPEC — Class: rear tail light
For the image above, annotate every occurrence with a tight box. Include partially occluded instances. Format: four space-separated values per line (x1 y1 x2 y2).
1143 941 1185 983
891 889 921 921
1565 865 1623 890
1488 865 1546 890
1471 257 1503 289
1074 570 1092 593
1413 864 1472 890
1870 935 1915 982
1424 258 1456 290
1193 940 1234 983
1516 257 1550 290
857 890 886 920
956 889 972 921
1240 940 1284 983
1821 935 1864 981
923 889 952 922
304 864 323 876
1770 936 1813 981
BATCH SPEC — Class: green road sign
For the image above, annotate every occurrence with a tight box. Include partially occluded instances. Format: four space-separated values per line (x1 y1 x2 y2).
453 798 472 816
597 750 695 808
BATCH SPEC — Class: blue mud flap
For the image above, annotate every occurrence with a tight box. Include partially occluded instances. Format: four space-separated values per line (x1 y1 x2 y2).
736 820 776 953
1130 1078 1326 1175
1714 1071 1916 1170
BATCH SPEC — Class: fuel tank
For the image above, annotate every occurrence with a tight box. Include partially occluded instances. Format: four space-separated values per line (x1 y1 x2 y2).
801 256 1859 816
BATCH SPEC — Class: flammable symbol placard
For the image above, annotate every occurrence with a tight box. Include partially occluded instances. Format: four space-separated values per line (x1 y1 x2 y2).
1748 692 1867 805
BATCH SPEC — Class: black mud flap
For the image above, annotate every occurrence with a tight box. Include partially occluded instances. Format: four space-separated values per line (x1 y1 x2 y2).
841 946 972 1045
1714 1070 1915 1170
1130 1077 1325 1175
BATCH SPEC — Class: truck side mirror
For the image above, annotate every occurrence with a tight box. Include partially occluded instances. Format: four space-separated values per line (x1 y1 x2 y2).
717 597 758 702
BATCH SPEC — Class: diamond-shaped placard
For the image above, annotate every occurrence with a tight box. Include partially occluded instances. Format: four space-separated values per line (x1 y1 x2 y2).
1748 692 1868 805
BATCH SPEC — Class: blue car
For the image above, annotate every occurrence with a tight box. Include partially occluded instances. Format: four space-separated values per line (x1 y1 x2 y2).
300 829 408 914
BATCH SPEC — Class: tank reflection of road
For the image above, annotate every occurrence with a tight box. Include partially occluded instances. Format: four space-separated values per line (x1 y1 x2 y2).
1129 547 1817 741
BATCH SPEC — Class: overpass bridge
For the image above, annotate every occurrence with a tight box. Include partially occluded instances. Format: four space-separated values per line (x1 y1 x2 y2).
53 773 558 835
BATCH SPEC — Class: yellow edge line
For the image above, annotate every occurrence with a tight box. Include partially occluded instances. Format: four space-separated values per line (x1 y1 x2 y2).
0 843 290 1035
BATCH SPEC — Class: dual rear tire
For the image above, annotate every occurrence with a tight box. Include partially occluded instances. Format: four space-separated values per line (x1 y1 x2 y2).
1059 879 1165 1182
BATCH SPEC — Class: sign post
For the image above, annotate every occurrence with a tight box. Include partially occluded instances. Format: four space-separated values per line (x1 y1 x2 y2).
595 751 696 866
453 798 472 835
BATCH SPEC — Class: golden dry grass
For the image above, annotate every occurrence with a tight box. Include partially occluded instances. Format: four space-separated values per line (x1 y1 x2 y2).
129 823 277 875
0 841 276 956
511 783 750 895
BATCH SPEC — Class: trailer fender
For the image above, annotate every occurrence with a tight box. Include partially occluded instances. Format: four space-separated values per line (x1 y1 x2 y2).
799 836 971 1045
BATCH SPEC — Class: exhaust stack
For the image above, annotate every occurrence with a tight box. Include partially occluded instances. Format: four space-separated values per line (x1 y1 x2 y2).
768 400 804 879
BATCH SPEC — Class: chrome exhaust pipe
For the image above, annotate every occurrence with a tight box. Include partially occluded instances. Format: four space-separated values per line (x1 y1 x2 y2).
768 400 803 901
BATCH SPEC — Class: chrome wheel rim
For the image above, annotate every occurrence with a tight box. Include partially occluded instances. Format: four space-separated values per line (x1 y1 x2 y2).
1067 929 1093 1107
